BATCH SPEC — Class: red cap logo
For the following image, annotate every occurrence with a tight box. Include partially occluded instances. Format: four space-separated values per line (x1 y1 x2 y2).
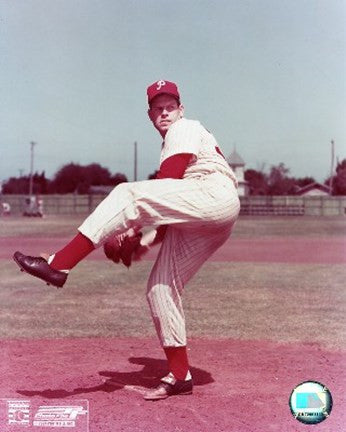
147 80 180 104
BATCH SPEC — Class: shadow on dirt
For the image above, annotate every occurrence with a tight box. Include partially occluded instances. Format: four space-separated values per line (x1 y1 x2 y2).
16 356 214 399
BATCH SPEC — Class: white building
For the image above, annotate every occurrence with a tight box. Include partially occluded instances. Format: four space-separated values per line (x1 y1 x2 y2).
227 150 248 196
296 182 331 196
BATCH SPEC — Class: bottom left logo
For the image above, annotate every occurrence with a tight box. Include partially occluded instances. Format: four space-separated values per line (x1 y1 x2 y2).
0 399 89 431
7 400 30 426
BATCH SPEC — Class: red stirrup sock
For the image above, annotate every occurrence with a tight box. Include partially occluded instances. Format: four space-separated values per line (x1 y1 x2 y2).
164 346 190 381
50 232 95 271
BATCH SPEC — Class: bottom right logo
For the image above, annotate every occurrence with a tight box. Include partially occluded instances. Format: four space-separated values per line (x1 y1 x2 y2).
289 381 333 425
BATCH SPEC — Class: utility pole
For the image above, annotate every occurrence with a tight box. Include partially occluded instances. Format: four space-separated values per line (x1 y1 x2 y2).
134 141 138 181
329 139 335 196
29 141 37 196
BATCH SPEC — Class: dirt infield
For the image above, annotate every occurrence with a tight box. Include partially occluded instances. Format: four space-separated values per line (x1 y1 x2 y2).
1 216 345 431
2 235 346 264
1 337 345 432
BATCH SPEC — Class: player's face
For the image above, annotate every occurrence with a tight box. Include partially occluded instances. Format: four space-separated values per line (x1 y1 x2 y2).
148 94 184 137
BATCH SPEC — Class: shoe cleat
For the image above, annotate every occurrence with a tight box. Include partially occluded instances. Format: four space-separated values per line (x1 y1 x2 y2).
13 251 68 288
144 378 193 401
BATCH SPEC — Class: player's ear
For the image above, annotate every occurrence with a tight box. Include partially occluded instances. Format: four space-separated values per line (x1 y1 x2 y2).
178 104 184 118
147 108 154 122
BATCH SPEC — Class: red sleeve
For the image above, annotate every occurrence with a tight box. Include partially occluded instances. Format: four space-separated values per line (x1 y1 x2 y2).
156 153 192 179
215 146 226 160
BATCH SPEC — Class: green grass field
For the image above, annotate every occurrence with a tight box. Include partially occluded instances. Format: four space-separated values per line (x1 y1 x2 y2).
1 215 345 349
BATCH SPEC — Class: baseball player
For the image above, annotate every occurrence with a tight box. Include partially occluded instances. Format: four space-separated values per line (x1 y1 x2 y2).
13 80 240 400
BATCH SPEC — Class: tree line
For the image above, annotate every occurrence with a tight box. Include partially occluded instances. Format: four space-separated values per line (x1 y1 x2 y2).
1 163 128 195
245 159 346 195
1 159 346 195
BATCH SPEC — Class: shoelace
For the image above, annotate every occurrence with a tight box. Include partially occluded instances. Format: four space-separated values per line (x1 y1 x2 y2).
28 256 47 264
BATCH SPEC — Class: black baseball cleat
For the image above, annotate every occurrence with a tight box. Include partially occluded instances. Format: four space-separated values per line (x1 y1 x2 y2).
143 378 193 401
13 251 68 288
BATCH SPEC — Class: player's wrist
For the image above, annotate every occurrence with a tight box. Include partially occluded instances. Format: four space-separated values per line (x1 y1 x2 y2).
140 229 158 247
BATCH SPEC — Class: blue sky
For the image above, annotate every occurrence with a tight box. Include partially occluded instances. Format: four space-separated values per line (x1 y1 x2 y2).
1 0 345 183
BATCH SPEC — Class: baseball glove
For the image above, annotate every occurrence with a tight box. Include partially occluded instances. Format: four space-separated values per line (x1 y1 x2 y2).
103 232 147 268
103 234 124 264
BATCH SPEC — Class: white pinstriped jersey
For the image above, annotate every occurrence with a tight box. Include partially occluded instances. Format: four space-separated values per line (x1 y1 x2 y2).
79 116 240 348
160 118 238 187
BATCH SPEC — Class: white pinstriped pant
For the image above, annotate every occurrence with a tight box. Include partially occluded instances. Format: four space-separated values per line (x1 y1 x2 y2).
79 172 240 347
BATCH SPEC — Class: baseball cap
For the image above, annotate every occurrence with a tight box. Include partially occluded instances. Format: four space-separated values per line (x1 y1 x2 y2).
147 80 180 105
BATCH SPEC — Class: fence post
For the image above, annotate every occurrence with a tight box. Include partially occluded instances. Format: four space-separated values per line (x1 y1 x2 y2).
87 194 91 213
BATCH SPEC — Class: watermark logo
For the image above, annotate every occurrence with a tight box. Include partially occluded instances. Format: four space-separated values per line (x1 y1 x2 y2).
289 381 333 424
7 400 30 426
33 405 88 427
0 399 89 431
